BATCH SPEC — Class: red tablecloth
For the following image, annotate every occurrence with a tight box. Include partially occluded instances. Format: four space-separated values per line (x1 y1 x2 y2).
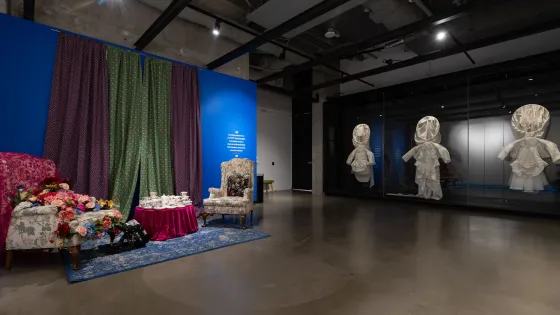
134 205 198 241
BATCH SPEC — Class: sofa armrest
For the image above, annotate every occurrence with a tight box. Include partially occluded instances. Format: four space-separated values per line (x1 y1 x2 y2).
11 205 58 217
209 187 223 198
243 188 253 202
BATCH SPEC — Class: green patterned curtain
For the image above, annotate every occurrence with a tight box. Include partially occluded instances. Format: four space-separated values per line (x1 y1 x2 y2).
140 57 175 197
107 46 143 220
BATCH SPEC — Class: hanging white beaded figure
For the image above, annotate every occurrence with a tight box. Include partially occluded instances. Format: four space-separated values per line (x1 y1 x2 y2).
402 116 451 200
498 104 560 192
347 124 375 187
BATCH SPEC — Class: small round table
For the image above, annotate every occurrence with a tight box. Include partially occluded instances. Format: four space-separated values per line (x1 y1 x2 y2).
134 205 198 241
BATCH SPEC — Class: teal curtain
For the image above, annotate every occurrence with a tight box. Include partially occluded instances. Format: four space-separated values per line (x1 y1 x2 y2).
140 57 175 198
107 46 143 220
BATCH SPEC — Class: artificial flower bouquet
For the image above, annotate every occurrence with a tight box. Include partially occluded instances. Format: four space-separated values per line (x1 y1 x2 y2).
54 209 124 242
11 177 123 245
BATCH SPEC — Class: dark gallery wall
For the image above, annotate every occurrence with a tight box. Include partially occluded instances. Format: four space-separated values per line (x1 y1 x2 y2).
0 14 58 156
0 14 257 197
324 51 560 214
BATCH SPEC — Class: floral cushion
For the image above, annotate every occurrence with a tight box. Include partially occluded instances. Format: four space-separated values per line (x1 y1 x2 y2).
203 197 249 207
227 174 250 197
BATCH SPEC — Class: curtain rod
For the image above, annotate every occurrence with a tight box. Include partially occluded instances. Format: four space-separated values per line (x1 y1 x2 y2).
49 28 203 68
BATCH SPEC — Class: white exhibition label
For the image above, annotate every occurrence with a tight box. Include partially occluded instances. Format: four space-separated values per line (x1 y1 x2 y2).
227 131 246 157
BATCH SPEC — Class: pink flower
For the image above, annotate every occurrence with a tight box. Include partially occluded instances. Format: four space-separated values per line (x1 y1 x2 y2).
58 210 75 222
51 199 64 207
75 226 87 236
59 183 70 190
77 204 86 212
86 202 95 209
78 195 90 204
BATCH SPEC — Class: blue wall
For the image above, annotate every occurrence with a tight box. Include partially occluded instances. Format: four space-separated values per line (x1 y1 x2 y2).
0 14 257 199
199 70 257 198
0 14 58 156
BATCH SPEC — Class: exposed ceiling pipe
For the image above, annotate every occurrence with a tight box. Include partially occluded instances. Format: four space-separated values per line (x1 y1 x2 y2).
206 0 353 70
301 18 560 92
329 49 560 104
257 0 507 85
182 3 374 88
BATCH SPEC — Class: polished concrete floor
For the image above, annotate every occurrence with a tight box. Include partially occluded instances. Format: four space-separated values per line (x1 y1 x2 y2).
2 191 560 315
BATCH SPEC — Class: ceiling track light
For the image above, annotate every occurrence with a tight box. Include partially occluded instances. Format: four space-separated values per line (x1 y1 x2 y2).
213 20 221 36
436 31 447 41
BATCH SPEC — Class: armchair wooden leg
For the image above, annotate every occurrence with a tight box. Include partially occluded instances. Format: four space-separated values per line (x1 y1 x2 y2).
202 213 209 227
68 246 80 271
5 250 13 271
250 210 253 223
240 214 247 230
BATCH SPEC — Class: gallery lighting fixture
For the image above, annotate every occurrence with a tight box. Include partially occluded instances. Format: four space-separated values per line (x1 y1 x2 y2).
379 114 383 117
213 20 221 36
502 105 507 109
436 31 447 41
441 105 445 108
534 93 539 97
528 78 534 81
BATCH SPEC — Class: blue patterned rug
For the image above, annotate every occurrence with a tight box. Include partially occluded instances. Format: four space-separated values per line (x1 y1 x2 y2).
61 223 270 283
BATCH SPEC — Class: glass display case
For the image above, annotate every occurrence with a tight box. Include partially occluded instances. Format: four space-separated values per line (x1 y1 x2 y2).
324 51 560 214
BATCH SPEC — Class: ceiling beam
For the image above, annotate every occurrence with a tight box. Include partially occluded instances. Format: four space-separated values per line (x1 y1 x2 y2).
186 4 374 89
302 18 560 92
256 0 506 85
23 0 35 21
206 0 353 70
134 0 194 51
328 49 560 104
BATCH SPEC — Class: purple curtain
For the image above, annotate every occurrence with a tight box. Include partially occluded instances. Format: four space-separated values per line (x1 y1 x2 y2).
43 34 109 199
171 63 202 207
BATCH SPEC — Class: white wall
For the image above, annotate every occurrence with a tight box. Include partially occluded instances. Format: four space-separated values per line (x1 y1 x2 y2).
257 88 292 191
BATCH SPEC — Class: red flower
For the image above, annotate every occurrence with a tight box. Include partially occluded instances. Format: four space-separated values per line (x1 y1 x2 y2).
102 218 112 229
55 223 71 238
114 228 121 235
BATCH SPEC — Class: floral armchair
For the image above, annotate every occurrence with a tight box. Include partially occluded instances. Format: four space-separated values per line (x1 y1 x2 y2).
202 158 254 229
